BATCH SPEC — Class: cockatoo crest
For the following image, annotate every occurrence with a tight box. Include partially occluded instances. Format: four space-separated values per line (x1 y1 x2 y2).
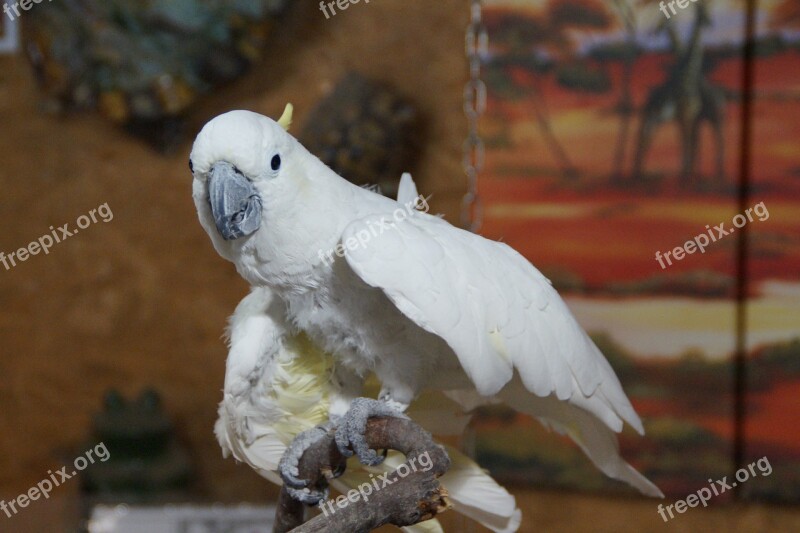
277 103 293 131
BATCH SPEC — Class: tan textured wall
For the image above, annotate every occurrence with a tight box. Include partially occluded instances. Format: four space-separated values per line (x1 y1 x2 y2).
0 0 468 505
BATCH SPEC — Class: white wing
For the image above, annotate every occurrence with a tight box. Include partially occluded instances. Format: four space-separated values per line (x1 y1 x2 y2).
215 287 290 484
341 213 663 496
342 212 640 432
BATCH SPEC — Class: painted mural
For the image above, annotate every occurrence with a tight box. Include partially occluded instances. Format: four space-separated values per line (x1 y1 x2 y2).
475 0 799 502
742 0 800 504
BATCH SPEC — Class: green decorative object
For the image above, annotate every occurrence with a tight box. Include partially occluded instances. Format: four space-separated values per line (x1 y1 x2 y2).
81 389 193 504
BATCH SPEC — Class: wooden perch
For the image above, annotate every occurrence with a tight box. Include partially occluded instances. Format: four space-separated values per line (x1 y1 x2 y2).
274 417 452 533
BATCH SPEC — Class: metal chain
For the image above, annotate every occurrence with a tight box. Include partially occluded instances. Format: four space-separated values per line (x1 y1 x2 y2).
459 9 486 527
461 0 487 232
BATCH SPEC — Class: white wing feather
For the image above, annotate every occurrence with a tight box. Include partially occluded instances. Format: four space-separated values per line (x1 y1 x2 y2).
340 207 662 497
342 212 641 434
397 172 420 205
215 287 289 483
438 446 522 533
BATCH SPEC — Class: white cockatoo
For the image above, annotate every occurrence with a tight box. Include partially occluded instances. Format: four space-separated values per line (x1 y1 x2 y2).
191 105 662 526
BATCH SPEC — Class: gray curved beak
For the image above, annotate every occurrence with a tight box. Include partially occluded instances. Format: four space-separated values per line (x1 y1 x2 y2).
207 162 262 241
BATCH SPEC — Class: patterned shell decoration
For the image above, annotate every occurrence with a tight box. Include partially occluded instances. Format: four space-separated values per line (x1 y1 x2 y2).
299 72 423 199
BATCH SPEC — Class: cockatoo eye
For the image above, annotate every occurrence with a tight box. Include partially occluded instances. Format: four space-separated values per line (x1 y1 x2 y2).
271 154 281 171
189 159 194 173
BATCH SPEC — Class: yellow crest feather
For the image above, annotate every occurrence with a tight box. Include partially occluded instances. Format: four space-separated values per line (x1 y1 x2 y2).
277 103 293 130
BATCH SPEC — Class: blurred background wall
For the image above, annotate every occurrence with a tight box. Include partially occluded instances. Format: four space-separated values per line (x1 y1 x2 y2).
0 0 468 508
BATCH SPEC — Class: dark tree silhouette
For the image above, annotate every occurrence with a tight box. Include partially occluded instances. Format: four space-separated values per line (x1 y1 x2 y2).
605 0 641 181
485 0 613 181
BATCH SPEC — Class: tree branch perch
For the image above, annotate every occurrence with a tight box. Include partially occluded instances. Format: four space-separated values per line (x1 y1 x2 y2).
273 417 452 533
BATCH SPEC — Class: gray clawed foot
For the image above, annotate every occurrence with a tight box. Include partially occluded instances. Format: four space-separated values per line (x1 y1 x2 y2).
334 397 407 467
279 423 334 505
279 398 407 502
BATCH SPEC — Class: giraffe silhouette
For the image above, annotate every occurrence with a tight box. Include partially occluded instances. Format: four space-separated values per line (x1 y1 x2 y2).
631 4 726 186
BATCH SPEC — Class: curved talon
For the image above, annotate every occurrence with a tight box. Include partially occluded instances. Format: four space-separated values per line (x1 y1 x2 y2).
279 444 310 489
334 397 407 467
280 465 309 490
279 423 332 494
286 485 329 506
334 427 355 458
329 458 348 479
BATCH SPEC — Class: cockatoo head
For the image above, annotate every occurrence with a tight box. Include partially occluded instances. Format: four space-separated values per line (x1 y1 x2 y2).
190 105 296 242
190 105 351 285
